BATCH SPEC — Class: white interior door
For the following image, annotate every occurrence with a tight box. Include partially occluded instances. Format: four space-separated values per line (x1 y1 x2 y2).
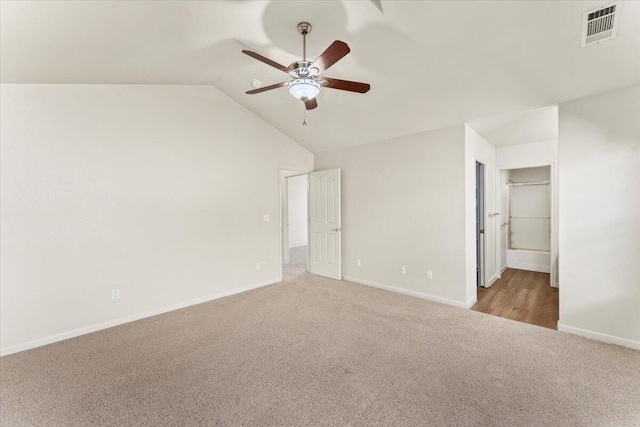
309 169 341 280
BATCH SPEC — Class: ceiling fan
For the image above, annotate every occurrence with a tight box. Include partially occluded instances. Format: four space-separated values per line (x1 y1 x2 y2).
242 22 370 111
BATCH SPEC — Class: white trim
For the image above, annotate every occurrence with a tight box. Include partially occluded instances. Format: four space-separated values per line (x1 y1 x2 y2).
282 177 290 265
476 160 487 288
486 274 498 287
558 323 640 350
465 297 478 309
467 146 495 313
500 264 508 274
495 167 502 281
507 260 551 273
0 279 280 357
343 276 473 309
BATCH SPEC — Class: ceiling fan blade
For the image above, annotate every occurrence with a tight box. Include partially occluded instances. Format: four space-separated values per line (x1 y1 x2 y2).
246 82 287 95
321 78 370 93
310 41 350 74
305 98 318 110
242 50 290 73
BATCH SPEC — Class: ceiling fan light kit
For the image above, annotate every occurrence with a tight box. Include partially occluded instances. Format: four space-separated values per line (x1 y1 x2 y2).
242 22 370 114
288 78 320 100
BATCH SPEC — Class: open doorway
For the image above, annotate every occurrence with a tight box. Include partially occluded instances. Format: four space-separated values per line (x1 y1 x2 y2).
279 167 342 282
473 165 558 329
280 169 309 281
468 105 559 329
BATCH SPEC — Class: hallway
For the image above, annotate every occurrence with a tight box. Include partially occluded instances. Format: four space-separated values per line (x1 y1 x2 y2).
472 268 559 329
283 246 307 282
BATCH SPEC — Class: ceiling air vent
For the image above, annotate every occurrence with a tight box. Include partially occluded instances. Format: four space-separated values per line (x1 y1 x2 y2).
581 2 620 47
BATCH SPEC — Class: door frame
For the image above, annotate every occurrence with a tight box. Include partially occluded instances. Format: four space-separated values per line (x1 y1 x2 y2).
278 165 312 281
476 161 486 287
496 162 558 288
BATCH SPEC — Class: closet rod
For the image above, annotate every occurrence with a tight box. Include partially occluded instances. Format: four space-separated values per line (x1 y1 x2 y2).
507 180 550 186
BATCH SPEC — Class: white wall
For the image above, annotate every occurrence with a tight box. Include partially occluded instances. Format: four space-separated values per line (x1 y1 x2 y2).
508 166 550 182
558 85 640 349
496 140 558 170
505 167 551 272
465 125 497 299
506 251 550 273
0 84 313 354
509 180 550 252
496 140 558 285
287 174 307 248
315 125 470 307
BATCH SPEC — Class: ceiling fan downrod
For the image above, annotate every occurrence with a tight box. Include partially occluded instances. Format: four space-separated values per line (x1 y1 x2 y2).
297 22 312 62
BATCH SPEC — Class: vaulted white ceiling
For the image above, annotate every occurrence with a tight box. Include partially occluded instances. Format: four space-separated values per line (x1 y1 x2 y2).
470 106 558 148
2 1 639 153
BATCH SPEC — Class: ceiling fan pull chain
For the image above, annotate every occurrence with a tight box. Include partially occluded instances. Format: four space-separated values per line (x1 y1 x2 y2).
303 107 307 126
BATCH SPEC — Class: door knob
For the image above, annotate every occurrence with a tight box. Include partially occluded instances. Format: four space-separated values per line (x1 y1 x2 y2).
332 228 341 232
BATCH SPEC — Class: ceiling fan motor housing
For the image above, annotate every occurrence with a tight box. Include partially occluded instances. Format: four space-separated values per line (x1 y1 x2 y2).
288 61 319 79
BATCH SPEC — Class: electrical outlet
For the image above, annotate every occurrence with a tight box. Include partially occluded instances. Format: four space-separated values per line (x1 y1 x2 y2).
400 266 406 275
255 262 261 270
357 259 361 267
263 214 270 222
111 288 120 300
426 270 433 279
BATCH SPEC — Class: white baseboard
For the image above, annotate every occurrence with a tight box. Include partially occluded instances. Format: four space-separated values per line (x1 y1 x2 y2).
465 297 477 309
500 265 508 274
0 278 281 357
557 323 640 350
343 276 472 309
507 261 550 273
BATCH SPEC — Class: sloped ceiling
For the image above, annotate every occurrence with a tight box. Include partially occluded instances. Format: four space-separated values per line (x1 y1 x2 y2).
469 106 559 147
2 1 639 153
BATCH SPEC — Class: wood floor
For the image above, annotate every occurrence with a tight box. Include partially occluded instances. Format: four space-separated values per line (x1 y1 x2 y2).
472 268 559 329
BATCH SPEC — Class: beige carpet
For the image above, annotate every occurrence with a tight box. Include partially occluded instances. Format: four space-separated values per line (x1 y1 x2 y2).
1 272 639 426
